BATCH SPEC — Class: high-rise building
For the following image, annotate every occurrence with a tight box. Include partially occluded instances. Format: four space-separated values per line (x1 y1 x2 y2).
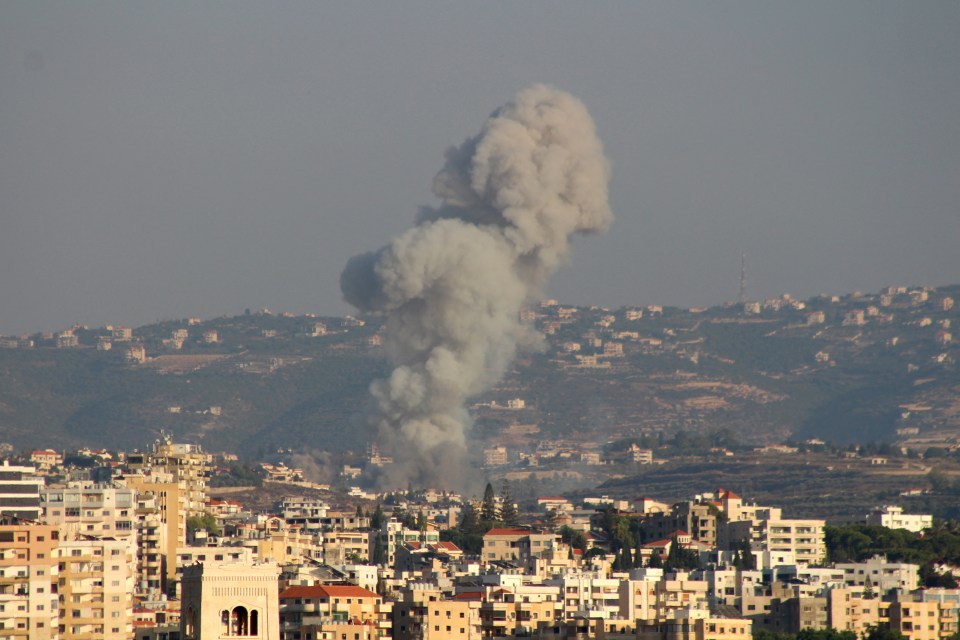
41 482 136 540
118 471 185 593
125 434 211 517
57 532 136 640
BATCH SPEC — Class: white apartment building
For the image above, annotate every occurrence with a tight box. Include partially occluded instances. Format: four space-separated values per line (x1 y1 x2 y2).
41 482 136 539
835 555 919 594
865 506 933 533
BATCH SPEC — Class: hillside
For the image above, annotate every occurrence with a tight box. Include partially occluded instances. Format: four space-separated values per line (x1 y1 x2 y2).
1 285 958 457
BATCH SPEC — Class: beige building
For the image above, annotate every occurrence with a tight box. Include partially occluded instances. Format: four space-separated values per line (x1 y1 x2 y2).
41 482 136 540
120 471 186 590
886 598 958 640
0 520 59 639
826 587 883 637
278 584 391 640
126 436 211 516
57 532 137 640
394 584 480 640
180 561 280 640
636 610 752 640
482 528 560 564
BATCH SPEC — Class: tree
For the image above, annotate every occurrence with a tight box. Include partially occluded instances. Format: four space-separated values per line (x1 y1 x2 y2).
372 536 387 566
647 551 663 568
356 504 365 519
187 513 220 536
460 502 480 533
664 536 700 571
481 482 499 523
499 480 518 526
863 626 907 640
371 503 385 530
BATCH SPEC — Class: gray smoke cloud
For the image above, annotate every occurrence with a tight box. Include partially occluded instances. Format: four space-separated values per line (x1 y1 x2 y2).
340 84 612 491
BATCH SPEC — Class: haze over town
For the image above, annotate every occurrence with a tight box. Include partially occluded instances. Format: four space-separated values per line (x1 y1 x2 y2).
3 2 960 336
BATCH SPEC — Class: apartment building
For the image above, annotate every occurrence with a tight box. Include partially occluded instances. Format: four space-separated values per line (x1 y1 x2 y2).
0 462 43 521
720 513 825 567
41 482 136 540
119 471 187 590
826 587 883 637
57 533 136 640
835 555 919 593
865 506 933 533
393 584 480 640
636 609 752 640
125 436 211 516
477 585 559 638
321 530 372 565
0 520 59 639
278 584 391 640
481 529 560 564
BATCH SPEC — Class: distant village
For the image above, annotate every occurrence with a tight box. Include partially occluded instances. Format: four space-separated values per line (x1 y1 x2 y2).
1 432 958 640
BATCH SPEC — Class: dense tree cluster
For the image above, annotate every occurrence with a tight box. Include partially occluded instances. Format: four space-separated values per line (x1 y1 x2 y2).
825 522 960 588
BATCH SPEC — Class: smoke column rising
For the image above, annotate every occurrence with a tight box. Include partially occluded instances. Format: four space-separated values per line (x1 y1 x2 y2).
340 84 613 490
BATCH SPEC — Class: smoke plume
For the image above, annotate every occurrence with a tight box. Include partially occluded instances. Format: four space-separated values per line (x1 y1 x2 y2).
340 84 612 490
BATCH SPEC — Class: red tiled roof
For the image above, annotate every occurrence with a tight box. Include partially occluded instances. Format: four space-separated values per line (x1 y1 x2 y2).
718 488 741 500
484 528 530 537
435 541 461 552
453 592 483 601
538 496 567 501
644 539 672 548
280 585 380 600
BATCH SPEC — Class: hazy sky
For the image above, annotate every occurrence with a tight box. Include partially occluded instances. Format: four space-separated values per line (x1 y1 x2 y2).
2 2 958 335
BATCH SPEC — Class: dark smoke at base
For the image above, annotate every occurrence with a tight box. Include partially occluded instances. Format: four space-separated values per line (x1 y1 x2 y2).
340 84 613 492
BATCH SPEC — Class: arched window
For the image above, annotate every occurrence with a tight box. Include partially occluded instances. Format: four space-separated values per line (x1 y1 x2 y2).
250 609 259 636
232 606 249 636
221 609 230 636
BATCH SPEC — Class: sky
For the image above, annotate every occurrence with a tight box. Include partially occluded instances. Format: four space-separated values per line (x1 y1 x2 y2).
1 2 958 336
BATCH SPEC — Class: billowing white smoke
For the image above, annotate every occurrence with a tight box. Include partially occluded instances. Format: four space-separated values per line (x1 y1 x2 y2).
340 84 612 490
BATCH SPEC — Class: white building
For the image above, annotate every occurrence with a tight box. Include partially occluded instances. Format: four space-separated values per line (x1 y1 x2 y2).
835 555 919 594
865 505 932 533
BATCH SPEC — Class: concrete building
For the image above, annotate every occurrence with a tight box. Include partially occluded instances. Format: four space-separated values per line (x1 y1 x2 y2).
835 555 919 594
278 583 390 640
180 561 280 640
126 436 211 517
865 506 933 533
0 520 59 639
120 471 188 591
719 511 825 567
636 610 752 640
393 584 480 640
0 461 43 521
58 532 137 640
482 529 560 564
41 481 136 540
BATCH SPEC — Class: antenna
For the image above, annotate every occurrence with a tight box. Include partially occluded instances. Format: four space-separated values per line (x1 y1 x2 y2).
738 253 747 304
